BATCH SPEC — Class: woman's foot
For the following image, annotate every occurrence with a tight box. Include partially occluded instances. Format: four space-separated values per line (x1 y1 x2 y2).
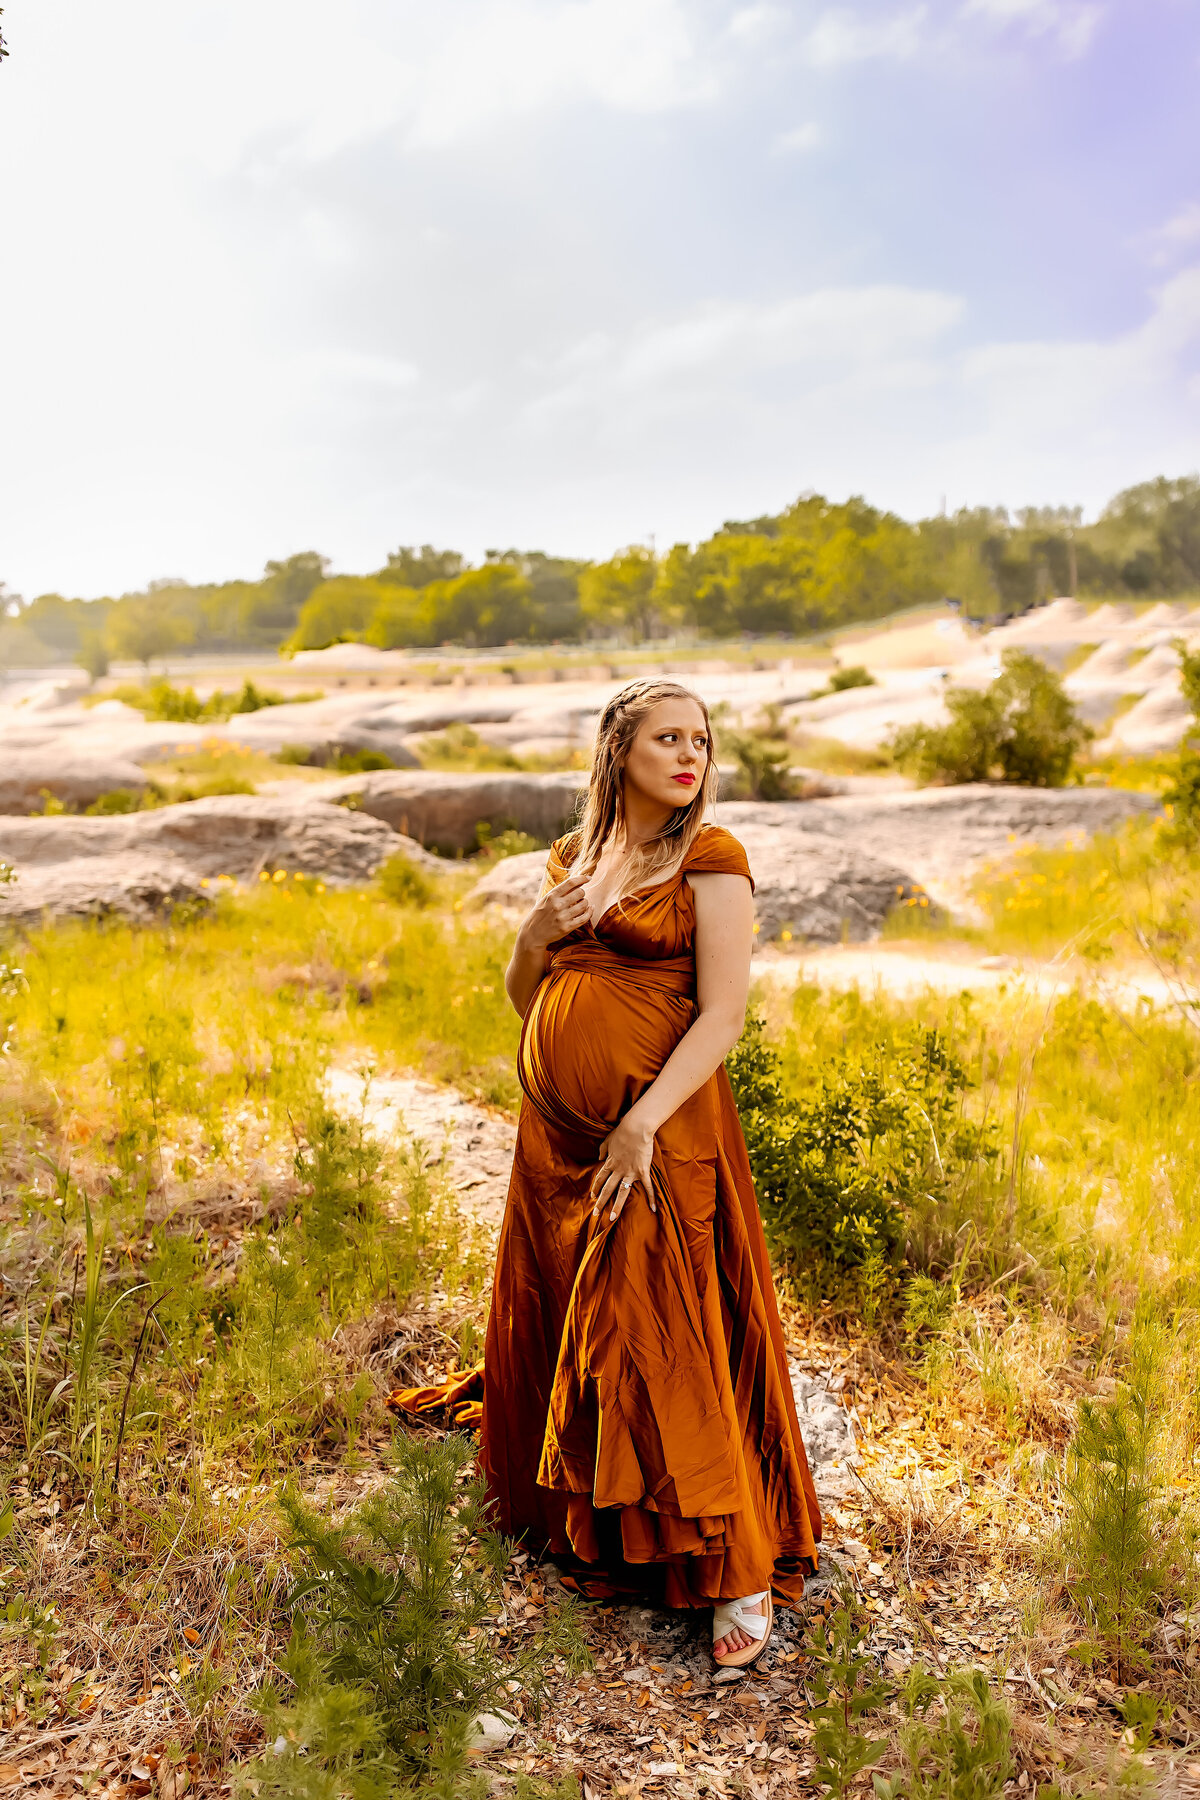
712 1592 772 1668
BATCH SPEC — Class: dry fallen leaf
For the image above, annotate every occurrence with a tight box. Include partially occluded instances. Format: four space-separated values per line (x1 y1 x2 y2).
0 1769 21 1791
158 1763 190 1800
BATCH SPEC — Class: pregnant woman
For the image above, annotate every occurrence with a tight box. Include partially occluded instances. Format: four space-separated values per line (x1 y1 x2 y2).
398 678 820 1669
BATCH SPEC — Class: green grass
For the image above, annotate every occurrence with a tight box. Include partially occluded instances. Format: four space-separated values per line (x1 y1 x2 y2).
5 837 1200 1783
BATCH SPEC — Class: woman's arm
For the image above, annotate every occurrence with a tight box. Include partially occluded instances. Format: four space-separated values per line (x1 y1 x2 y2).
504 871 591 1017
591 870 753 1219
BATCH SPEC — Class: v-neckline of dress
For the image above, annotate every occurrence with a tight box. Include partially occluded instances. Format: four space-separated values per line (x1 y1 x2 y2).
584 866 688 932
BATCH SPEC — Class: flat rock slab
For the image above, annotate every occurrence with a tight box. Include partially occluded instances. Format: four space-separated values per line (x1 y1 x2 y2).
0 854 210 926
313 769 587 853
0 795 434 923
0 752 151 815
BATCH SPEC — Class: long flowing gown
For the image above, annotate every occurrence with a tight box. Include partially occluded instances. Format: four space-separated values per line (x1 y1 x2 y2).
396 824 821 1610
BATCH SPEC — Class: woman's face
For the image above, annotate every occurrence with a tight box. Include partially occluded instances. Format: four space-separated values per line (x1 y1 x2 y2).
620 697 710 814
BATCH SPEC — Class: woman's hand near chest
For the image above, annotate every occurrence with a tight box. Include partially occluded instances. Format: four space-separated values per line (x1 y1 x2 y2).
504 872 590 1016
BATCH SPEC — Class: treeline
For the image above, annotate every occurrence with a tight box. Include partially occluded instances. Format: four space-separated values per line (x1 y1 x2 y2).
4 475 1200 668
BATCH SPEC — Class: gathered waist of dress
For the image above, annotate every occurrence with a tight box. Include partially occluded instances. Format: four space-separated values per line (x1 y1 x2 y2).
548 938 695 996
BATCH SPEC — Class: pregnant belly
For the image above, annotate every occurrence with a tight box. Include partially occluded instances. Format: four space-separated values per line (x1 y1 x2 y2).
520 967 694 1134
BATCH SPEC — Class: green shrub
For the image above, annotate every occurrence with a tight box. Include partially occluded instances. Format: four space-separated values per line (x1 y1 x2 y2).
277 743 316 766
1056 1315 1189 1683
827 664 876 692
415 723 522 772
727 1015 1002 1310
110 677 306 723
876 1666 1014 1800
330 747 396 773
84 787 149 815
242 1433 586 1798
1160 638 1200 842
1162 748 1200 842
378 853 440 908
890 649 1091 787
167 773 256 801
803 1585 889 1798
474 822 540 861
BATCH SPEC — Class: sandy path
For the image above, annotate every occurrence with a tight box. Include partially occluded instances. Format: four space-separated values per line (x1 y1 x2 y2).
752 943 1184 1013
324 1066 517 1224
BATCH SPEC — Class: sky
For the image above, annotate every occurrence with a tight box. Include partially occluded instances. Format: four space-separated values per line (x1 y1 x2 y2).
1 0 1199 599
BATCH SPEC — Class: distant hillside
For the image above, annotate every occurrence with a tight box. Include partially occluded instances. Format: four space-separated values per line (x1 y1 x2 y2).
4 474 1198 671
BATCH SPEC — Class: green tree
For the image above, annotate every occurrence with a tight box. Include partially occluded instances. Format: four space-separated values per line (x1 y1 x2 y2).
104 593 195 667
364 585 429 649
380 545 463 588
578 545 662 639
76 628 109 682
248 552 329 635
284 577 388 652
423 562 536 646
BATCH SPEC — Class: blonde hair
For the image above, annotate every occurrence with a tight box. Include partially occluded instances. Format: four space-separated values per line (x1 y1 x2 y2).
565 679 718 903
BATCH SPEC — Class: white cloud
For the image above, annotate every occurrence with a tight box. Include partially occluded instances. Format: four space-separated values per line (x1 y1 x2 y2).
801 6 928 68
960 0 1105 58
773 121 824 153
0 0 1189 597
1144 202 1200 268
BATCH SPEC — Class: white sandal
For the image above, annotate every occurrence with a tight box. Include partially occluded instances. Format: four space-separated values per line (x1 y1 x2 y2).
712 1590 773 1670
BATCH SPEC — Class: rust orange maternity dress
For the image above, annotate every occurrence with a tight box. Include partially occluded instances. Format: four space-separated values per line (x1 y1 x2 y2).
401 823 820 1610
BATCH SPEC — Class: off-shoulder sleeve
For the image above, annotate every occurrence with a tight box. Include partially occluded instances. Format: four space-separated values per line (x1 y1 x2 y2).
541 832 580 895
683 826 755 893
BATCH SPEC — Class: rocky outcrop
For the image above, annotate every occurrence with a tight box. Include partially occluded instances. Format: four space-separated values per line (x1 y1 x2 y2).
0 794 435 924
467 850 549 910
0 855 210 926
465 835 910 942
0 752 151 815
721 784 1160 915
466 785 1160 940
313 770 588 852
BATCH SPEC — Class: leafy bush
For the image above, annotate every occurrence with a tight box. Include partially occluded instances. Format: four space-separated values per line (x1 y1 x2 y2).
241 1433 585 1798
720 703 800 801
110 678 310 723
378 853 440 909
416 723 522 772
329 747 396 773
890 649 1091 787
1162 749 1200 842
827 664 876 692
84 787 149 815
727 1015 1002 1310
474 823 540 861
1160 637 1200 842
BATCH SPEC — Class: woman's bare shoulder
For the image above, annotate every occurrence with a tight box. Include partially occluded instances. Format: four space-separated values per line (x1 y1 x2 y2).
683 825 754 890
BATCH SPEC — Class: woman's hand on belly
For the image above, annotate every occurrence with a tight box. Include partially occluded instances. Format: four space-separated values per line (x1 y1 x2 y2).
591 1106 657 1223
